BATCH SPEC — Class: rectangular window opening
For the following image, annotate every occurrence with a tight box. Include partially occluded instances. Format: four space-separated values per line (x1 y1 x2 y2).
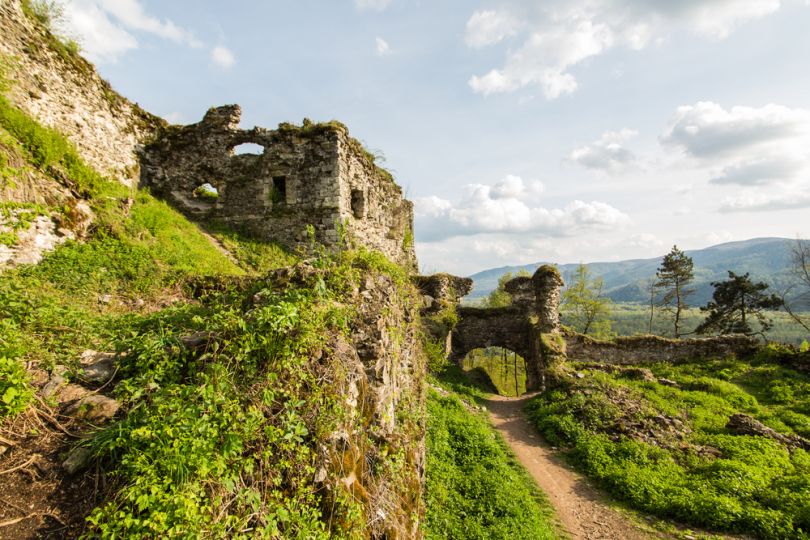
351 189 365 219
272 176 287 204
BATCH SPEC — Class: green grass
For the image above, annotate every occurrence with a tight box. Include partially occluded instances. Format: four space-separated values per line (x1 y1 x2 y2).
425 387 560 539
526 352 810 539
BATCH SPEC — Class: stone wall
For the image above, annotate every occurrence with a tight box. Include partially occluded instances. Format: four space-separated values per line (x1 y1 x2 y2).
450 265 565 390
0 0 161 185
564 331 760 364
141 106 416 269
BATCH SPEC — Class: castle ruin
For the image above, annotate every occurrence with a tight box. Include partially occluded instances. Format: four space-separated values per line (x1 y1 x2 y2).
140 105 417 270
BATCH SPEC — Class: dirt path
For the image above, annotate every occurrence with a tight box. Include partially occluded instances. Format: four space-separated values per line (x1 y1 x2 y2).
486 393 658 540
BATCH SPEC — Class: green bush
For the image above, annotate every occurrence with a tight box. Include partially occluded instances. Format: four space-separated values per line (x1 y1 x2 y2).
0 355 32 418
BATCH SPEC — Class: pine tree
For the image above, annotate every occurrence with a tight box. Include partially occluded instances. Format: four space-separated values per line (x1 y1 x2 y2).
655 245 695 338
696 271 783 336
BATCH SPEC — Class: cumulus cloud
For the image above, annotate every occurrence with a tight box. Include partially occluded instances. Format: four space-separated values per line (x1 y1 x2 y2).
719 187 810 212
375 37 391 56
660 101 810 211
661 102 810 159
414 175 629 242
661 102 810 190
355 0 391 11
465 0 783 98
465 10 521 48
568 129 639 174
63 0 202 62
211 46 235 68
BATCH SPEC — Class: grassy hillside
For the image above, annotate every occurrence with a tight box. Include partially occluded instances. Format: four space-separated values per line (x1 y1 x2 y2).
527 351 810 539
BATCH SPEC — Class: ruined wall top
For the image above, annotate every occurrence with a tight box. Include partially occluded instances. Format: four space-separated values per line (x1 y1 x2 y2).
140 105 417 270
413 273 473 313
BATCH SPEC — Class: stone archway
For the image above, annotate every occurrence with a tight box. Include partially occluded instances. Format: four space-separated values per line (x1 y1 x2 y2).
450 266 565 391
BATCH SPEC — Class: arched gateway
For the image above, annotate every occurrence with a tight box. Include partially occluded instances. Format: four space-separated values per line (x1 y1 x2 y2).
450 266 565 391
415 266 566 392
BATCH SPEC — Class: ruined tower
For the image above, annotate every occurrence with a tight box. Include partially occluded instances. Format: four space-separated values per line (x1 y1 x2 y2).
140 105 417 270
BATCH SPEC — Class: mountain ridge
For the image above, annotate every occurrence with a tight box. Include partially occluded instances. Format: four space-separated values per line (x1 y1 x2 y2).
467 237 805 306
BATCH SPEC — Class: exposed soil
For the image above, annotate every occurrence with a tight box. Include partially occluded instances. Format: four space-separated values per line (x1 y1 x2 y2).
486 393 660 540
0 406 98 539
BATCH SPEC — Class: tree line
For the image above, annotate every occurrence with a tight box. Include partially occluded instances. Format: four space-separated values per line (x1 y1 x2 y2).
558 239 810 341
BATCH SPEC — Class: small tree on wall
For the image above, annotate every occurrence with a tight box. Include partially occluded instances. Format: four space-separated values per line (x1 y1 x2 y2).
696 271 783 336
561 264 613 338
655 245 695 338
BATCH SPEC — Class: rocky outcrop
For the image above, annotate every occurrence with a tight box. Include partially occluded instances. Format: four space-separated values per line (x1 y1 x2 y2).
726 413 810 451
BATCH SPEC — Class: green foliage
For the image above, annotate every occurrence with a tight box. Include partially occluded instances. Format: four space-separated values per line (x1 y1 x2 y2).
192 182 219 200
403 226 414 250
561 263 613 338
528 357 810 538
77 245 422 537
84 283 347 537
655 245 696 338
462 348 527 397
0 355 32 418
425 390 558 539
697 271 784 337
482 270 530 308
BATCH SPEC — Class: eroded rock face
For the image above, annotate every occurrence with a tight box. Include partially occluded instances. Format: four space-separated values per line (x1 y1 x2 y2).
141 106 417 270
264 263 425 538
0 0 161 185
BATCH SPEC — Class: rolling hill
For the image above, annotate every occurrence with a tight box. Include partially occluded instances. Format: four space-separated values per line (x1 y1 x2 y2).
467 237 805 307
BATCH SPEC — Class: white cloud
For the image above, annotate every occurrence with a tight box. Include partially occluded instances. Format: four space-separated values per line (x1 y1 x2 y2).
414 175 629 242
465 10 521 48
719 187 810 212
62 2 137 62
660 101 810 211
211 46 235 68
661 102 810 188
375 37 391 57
466 0 783 98
355 0 391 11
568 128 639 174
63 0 201 63
661 102 810 159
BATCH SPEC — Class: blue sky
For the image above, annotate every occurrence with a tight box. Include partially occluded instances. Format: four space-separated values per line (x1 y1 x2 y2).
61 0 810 274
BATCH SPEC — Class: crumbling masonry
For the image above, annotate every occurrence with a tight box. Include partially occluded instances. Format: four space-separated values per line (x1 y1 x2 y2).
140 105 417 270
